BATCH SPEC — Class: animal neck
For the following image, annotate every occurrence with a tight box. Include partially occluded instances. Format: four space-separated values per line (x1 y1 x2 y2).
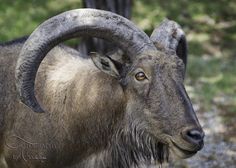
36 53 126 162
78 125 169 168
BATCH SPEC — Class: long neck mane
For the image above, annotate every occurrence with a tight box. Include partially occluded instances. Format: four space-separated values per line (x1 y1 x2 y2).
78 125 169 168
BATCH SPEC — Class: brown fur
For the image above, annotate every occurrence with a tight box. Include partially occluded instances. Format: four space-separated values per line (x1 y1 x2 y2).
0 40 124 167
0 37 203 168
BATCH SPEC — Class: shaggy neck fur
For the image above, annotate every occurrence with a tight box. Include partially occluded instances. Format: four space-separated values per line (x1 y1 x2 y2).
78 124 169 168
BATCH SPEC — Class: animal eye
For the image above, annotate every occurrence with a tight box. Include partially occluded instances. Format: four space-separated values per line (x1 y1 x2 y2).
135 72 147 81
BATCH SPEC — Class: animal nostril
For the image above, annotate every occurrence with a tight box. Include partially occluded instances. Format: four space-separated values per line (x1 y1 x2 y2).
187 130 203 141
182 128 204 144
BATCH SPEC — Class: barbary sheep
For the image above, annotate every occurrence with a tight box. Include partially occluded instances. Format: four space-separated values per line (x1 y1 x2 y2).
0 9 204 168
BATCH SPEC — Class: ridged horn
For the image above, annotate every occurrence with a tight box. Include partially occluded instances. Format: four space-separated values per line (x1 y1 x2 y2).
15 9 156 113
150 19 188 66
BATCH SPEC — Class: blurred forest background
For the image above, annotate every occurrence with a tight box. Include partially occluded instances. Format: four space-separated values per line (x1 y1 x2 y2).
0 0 235 167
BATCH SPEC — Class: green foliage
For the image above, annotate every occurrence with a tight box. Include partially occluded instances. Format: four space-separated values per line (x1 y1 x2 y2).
134 0 236 57
0 0 82 41
186 56 236 110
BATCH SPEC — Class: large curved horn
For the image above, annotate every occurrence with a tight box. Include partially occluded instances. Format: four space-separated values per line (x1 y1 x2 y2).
150 19 187 66
16 9 156 113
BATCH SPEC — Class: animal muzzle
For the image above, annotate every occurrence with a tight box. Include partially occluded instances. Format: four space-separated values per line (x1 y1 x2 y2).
170 83 205 156
179 86 205 151
169 127 204 159
181 127 204 151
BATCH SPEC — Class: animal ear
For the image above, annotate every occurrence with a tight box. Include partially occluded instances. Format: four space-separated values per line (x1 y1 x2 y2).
150 19 188 68
90 52 122 78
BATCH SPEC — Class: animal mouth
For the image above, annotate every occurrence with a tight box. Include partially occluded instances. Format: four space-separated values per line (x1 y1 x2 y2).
171 140 197 156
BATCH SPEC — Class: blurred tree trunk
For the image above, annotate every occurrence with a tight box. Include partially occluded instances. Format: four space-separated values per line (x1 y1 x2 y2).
78 0 132 55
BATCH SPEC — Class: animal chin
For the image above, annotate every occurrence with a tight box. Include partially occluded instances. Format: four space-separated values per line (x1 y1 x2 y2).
170 140 197 159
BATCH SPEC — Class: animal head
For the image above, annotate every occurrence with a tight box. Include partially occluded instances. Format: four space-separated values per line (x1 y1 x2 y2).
90 19 204 161
15 9 204 162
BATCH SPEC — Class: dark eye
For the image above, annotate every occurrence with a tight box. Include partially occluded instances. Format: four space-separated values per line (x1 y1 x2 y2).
135 72 147 81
